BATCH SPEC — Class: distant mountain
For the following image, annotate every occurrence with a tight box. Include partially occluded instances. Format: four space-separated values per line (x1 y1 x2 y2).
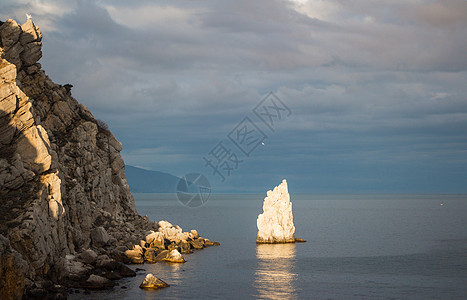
125 165 180 193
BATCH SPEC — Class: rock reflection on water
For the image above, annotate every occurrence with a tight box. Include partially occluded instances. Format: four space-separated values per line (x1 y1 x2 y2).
166 262 183 282
255 243 298 299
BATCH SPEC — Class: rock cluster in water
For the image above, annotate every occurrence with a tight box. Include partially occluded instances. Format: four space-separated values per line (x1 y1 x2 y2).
0 18 219 298
257 179 304 244
125 220 219 265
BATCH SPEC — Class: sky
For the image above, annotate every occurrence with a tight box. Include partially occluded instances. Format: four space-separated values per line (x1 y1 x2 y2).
2 0 467 193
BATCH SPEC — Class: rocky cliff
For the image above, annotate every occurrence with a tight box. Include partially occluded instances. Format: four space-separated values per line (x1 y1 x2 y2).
0 18 153 298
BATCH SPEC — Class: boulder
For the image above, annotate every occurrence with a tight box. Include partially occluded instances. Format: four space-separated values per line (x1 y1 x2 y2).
153 250 170 262
145 231 164 248
96 258 118 271
203 239 220 246
143 249 160 263
149 249 184 263
158 226 180 241
164 250 185 263
190 229 200 239
77 249 98 265
190 239 204 250
84 274 115 289
97 258 136 277
156 221 192 243
125 245 144 263
167 242 180 252
157 220 173 229
180 240 193 254
128 256 144 264
102 271 122 281
116 263 136 277
96 255 110 265
91 227 111 247
204 239 215 246
139 273 169 290
64 255 91 280
109 248 130 264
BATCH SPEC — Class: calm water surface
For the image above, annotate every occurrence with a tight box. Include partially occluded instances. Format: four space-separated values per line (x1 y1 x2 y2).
71 194 467 299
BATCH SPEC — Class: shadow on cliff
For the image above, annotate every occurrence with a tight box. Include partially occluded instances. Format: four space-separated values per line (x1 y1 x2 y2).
0 107 39 235
0 106 38 299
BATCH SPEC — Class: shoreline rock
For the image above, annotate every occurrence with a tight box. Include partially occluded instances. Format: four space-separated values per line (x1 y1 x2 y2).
165 249 185 263
139 274 169 290
125 220 220 265
83 274 114 290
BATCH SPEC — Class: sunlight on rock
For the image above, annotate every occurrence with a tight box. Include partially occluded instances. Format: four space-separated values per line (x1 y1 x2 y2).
257 179 296 243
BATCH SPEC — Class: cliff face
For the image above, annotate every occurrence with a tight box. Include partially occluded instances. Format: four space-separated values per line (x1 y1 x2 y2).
0 18 144 298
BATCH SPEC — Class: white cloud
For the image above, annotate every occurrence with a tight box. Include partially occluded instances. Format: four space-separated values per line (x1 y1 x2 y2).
105 4 199 29
290 0 342 21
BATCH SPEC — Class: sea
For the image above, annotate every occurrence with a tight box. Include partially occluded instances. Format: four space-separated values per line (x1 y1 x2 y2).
70 194 467 299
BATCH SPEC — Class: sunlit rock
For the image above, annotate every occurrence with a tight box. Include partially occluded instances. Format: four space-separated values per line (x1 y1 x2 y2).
165 249 185 263
157 221 189 242
145 231 165 248
256 179 296 244
125 245 144 264
158 220 173 228
139 273 169 290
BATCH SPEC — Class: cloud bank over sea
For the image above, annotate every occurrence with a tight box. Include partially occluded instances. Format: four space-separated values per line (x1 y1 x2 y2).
2 0 466 193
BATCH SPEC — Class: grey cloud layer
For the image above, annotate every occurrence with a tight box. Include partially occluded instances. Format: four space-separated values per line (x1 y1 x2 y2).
1 0 466 192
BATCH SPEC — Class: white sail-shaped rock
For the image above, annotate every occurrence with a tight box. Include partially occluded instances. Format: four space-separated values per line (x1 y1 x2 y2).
256 179 296 243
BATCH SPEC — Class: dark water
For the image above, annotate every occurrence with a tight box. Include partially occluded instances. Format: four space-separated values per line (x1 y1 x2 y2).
72 194 467 299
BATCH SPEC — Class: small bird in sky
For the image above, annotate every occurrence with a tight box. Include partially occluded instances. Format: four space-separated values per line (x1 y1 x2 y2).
26 13 32 20
261 142 265 146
